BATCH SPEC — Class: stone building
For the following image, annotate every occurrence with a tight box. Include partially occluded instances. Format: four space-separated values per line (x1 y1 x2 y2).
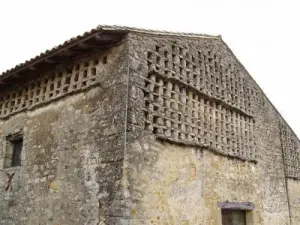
0 25 299 225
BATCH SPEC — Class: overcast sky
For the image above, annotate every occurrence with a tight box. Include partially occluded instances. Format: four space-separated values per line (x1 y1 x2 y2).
0 0 299 137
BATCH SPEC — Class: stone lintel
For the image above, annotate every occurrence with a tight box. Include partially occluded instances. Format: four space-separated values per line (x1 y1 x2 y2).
217 201 255 211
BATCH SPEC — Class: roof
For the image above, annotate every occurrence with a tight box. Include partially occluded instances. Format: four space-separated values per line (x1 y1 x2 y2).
0 25 220 85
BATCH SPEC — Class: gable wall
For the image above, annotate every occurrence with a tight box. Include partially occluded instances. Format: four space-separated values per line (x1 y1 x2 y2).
125 32 298 225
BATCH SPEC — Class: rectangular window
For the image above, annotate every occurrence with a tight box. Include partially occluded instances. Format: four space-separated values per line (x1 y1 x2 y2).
221 209 246 225
4 135 23 168
218 201 254 225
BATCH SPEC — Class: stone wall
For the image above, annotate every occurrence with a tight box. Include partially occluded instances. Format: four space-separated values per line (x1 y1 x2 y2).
126 135 263 224
287 179 300 224
140 35 259 162
280 120 300 224
0 30 300 225
126 32 298 225
280 121 300 179
0 42 129 225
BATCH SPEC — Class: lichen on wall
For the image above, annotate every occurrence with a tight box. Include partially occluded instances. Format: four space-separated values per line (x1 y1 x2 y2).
280 121 300 179
142 37 257 162
126 32 295 225
1 29 300 225
126 135 263 225
0 43 129 225
287 179 300 224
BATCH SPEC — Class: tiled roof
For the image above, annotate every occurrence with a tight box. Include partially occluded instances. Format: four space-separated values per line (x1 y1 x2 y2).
97 25 220 38
0 25 220 78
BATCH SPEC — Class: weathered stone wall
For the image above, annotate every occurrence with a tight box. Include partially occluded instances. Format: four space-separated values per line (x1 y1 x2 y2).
126 135 263 224
126 32 295 224
1 30 299 225
142 37 257 162
280 121 300 179
287 179 300 224
280 120 300 224
0 42 129 225
254 97 290 224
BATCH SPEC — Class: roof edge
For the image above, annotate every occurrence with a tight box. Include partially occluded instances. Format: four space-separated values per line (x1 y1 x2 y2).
0 25 221 79
97 25 221 39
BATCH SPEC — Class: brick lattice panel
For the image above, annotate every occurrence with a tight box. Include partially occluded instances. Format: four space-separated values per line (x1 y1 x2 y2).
280 123 300 179
0 56 107 118
143 43 257 161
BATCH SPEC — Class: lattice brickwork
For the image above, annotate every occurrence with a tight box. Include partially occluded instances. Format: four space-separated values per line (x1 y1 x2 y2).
143 72 256 161
142 43 257 161
146 43 256 116
280 124 300 179
0 56 107 118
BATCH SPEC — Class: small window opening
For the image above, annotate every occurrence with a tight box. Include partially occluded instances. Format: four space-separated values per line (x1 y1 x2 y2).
221 209 246 225
4 135 23 168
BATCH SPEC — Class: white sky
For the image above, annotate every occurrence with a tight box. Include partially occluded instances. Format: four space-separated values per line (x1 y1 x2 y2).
0 0 299 137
